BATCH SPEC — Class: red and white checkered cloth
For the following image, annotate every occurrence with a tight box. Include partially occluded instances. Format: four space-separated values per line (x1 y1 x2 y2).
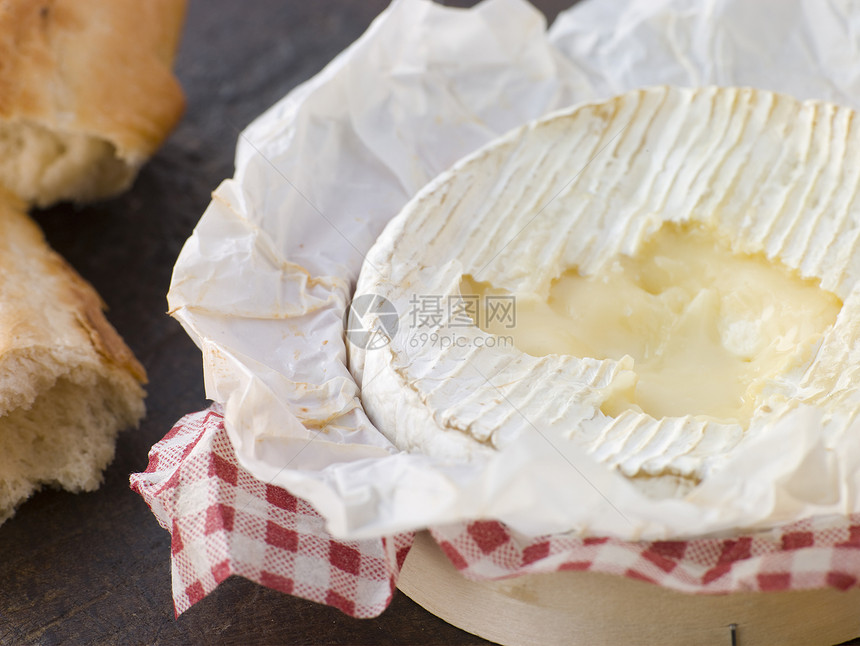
130 406 413 616
131 405 860 617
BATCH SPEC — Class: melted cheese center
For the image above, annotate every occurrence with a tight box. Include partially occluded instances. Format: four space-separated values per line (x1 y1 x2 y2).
463 225 842 423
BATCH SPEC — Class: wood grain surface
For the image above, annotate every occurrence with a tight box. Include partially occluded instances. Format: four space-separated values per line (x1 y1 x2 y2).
2 2 859 645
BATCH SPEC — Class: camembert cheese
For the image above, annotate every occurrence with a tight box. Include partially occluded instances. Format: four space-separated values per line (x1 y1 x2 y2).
349 86 860 496
463 223 842 423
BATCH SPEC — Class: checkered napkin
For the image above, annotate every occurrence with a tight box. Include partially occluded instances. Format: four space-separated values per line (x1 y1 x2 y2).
430 518 860 593
130 406 413 617
131 406 860 617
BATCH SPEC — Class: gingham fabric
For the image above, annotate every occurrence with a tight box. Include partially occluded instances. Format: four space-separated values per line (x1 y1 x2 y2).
130 406 413 617
131 405 860 617
429 517 860 593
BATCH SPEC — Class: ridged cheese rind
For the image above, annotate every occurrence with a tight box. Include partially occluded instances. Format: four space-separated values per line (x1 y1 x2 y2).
351 86 860 489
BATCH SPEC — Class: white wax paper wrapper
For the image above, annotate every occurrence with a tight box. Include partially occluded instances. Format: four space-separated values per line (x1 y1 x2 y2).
168 0 860 541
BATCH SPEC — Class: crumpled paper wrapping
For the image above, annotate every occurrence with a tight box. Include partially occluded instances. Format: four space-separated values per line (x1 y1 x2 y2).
167 0 860 542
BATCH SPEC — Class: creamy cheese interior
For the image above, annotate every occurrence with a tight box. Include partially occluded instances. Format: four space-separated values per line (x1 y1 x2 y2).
462 224 842 423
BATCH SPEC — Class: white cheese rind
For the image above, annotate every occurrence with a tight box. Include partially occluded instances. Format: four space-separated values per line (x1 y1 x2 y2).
351 86 860 489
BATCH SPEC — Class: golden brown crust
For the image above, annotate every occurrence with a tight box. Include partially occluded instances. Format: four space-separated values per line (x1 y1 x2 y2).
0 0 186 205
0 2 163 521
0 193 147 392
0 0 186 160
0 193 147 520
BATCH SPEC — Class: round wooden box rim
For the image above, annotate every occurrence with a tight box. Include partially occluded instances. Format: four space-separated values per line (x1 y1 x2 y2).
397 531 860 646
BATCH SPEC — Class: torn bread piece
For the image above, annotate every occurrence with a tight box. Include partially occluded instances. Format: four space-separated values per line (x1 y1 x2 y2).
0 195 146 523
0 0 186 207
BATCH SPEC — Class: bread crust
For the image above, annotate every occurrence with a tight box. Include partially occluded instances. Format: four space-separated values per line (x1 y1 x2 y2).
0 0 180 522
0 194 146 519
0 192 143 367
0 0 186 205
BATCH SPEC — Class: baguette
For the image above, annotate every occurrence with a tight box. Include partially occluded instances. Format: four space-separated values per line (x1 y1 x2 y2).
0 194 146 523
0 0 186 207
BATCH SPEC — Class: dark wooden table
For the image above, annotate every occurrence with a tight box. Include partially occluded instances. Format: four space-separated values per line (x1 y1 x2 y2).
0 2 575 644
4 2 859 645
